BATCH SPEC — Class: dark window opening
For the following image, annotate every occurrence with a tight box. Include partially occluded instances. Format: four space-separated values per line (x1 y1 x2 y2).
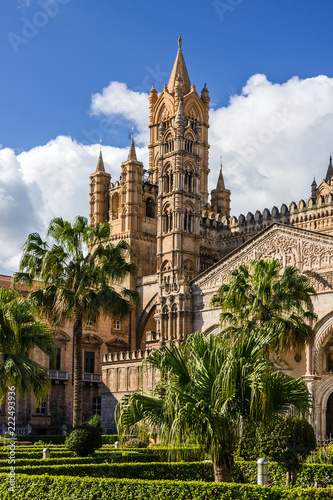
84 351 95 374
93 396 101 416
49 347 61 371
36 398 47 415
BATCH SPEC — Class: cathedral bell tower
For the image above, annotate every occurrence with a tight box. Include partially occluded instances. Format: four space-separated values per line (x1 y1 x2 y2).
149 37 210 343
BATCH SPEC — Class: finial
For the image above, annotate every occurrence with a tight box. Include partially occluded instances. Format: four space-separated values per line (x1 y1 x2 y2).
220 155 223 171
178 34 182 49
128 126 134 141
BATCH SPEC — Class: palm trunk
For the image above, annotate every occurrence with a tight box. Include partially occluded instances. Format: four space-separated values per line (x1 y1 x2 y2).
213 462 233 483
73 301 83 428
286 467 298 487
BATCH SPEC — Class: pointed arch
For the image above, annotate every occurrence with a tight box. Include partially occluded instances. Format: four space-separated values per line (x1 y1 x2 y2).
112 193 119 219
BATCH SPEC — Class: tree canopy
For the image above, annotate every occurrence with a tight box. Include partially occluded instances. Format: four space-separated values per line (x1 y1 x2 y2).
14 216 139 426
0 287 55 404
116 329 312 482
211 258 317 354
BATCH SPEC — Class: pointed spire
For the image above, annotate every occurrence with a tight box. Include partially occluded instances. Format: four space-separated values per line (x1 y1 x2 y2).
167 37 191 95
127 138 137 161
311 177 317 199
96 151 105 173
325 154 333 183
217 158 225 189
175 99 186 124
217 168 225 190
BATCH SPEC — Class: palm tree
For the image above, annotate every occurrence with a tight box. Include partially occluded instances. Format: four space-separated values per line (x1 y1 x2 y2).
116 329 311 482
0 288 55 405
211 259 317 354
14 216 139 428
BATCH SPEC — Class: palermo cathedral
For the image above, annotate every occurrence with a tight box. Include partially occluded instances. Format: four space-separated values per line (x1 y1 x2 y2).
2 38 333 438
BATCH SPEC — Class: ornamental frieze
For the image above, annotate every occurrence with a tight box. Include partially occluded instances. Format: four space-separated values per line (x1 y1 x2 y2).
193 224 333 293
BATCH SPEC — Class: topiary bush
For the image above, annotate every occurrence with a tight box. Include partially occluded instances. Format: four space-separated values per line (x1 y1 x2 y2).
239 415 316 486
65 424 102 457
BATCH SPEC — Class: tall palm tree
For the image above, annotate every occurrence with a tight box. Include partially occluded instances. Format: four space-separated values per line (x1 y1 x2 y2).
211 259 317 354
0 288 55 405
116 329 311 482
14 216 139 427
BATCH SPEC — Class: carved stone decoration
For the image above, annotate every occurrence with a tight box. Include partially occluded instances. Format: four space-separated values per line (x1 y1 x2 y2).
192 224 333 294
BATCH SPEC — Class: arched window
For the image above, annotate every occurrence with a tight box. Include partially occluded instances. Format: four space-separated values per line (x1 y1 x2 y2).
163 165 173 193
163 205 172 232
146 198 155 218
184 167 194 192
184 205 194 233
164 133 174 154
112 193 119 220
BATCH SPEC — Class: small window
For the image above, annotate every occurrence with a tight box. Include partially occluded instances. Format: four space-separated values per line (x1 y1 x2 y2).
146 198 155 218
93 397 101 416
327 353 333 372
84 351 95 374
49 347 61 371
36 398 47 415
86 318 94 328
113 320 122 330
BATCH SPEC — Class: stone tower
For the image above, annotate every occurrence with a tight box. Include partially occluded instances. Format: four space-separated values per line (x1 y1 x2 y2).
149 37 211 343
89 151 111 226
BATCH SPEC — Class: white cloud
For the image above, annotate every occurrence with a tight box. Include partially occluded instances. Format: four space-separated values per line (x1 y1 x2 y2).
1 73 333 276
209 74 333 216
90 82 149 146
0 137 148 275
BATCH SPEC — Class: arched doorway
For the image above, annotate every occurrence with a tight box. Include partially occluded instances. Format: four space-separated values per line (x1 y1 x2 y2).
327 393 333 438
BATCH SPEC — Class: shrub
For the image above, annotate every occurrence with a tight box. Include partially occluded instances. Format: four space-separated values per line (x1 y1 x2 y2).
65 424 102 457
0 474 333 500
122 438 148 449
102 435 119 445
16 434 66 444
239 416 316 486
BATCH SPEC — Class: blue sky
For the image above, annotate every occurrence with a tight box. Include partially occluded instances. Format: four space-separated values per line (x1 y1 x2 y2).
1 0 332 151
1 0 333 275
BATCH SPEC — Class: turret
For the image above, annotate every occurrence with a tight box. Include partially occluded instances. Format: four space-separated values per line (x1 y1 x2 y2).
211 161 231 217
325 155 333 184
89 151 111 226
311 177 317 199
120 139 144 233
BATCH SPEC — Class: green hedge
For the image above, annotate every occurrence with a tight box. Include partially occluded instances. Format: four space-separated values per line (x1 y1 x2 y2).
6 461 333 486
15 435 118 445
0 449 157 460
0 462 214 481
16 435 66 444
235 461 333 488
0 452 158 468
102 435 118 444
1 474 333 500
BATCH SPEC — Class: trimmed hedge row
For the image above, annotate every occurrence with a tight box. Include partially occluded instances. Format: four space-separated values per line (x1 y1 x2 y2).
1 474 333 500
235 461 333 488
0 461 214 481
0 449 157 460
4 459 333 487
15 435 118 445
0 452 158 468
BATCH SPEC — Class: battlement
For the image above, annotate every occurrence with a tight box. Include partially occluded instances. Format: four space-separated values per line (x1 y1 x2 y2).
102 348 152 364
200 193 333 237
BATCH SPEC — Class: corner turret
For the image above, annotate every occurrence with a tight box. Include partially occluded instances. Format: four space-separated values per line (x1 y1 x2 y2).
89 151 111 226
